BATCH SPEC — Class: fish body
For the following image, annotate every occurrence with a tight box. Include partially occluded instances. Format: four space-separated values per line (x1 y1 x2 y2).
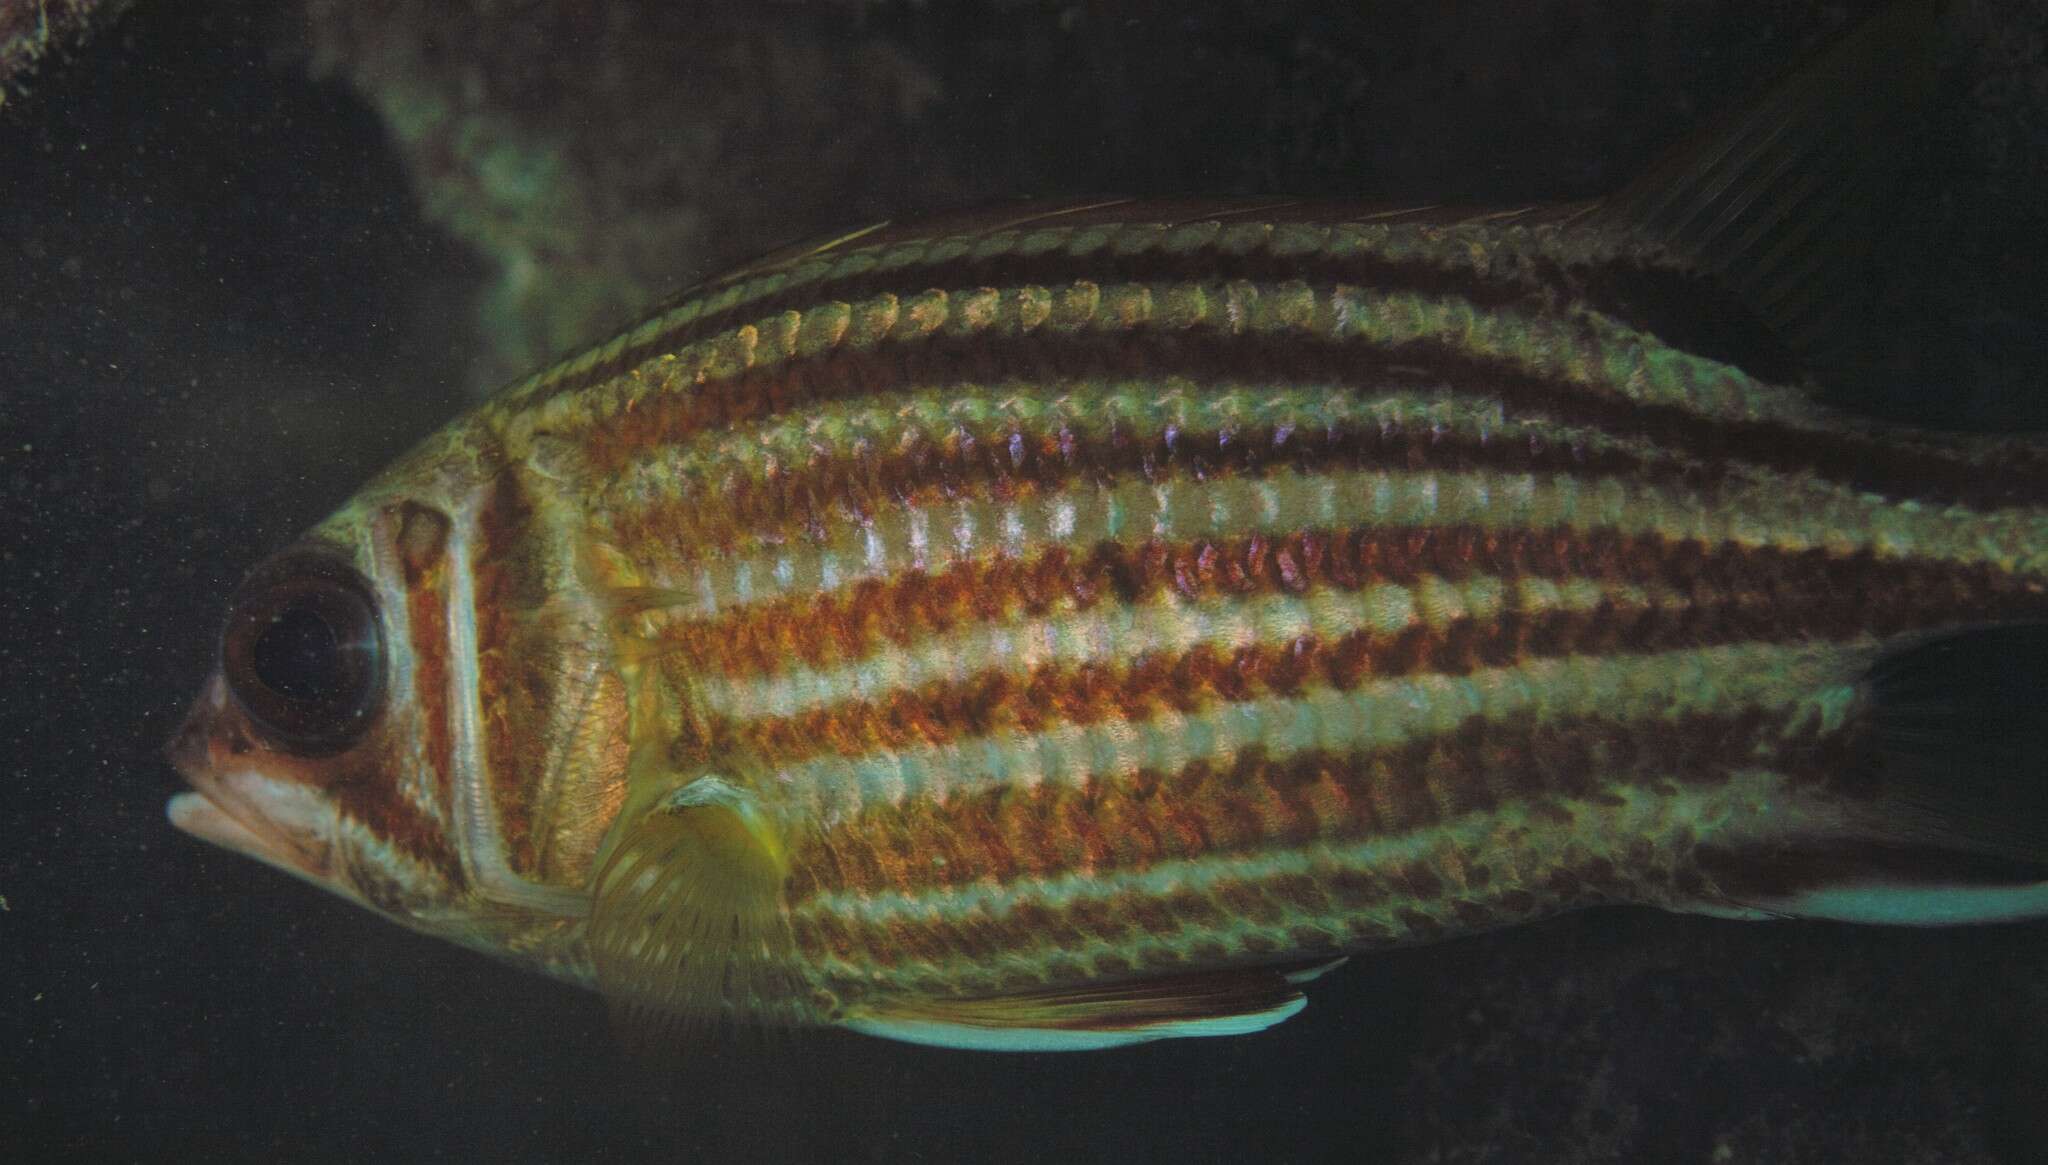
166 3 2048 1049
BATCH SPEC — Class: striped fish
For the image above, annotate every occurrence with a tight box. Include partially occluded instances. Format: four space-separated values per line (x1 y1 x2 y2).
165 2 2048 1050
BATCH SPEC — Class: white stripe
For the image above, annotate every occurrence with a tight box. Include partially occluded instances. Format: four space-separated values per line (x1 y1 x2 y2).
359 516 442 830
444 506 493 877
796 768 1794 952
774 639 1871 821
696 572 1673 721
509 216 1641 410
642 466 2048 621
519 279 1833 441
445 499 589 918
604 382 1541 537
797 783 1778 997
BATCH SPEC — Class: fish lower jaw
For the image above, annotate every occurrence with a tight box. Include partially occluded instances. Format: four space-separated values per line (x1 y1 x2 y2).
166 778 342 893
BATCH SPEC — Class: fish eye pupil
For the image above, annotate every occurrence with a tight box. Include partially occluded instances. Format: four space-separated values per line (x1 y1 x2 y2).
220 550 384 754
252 603 342 702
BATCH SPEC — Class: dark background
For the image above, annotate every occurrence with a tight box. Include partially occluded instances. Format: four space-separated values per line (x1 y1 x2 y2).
5 2 2047 1160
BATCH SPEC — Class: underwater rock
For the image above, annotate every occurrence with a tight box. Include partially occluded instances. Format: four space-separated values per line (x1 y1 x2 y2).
290 1 949 392
0 0 131 108
285 1 1859 396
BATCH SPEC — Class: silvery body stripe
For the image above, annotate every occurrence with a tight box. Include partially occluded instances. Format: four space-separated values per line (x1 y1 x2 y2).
360 514 443 829
791 768 1799 999
628 465 2046 626
517 281 1821 436
792 766 1791 931
771 638 1864 821
444 498 589 917
597 381 1630 528
697 573 1634 722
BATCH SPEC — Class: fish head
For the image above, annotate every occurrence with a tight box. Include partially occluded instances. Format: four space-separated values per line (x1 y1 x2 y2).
165 450 518 949
169 422 618 979
165 526 469 915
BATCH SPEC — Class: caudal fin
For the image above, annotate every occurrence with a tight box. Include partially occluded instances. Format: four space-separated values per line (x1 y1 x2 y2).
1706 624 2048 926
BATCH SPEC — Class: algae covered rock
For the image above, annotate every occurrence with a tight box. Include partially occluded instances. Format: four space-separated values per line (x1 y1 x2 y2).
0 0 131 108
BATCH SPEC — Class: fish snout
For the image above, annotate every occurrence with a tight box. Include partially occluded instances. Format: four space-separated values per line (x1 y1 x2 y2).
164 695 210 780
163 673 235 783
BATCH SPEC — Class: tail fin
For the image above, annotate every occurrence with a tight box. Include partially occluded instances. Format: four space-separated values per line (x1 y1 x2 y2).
1705 625 2048 926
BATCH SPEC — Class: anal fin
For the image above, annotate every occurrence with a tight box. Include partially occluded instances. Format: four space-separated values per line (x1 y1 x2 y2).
1701 841 2048 927
1700 624 2048 927
1771 875 2048 927
842 961 1343 1053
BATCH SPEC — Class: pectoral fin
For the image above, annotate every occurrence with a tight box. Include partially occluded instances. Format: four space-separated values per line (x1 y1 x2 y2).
841 959 1347 1052
586 777 802 1032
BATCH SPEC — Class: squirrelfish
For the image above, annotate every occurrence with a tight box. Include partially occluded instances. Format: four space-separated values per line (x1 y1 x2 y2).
167 3 2048 1051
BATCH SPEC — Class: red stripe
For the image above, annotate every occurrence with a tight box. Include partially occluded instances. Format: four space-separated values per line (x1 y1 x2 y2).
617 411 1687 559
661 526 2041 684
785 708 1848 978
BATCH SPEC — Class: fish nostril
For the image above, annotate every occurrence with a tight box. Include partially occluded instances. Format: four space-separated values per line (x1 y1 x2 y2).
164 705 215 773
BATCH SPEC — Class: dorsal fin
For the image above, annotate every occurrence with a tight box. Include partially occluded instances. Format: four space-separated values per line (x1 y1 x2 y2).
1594 0 1947 371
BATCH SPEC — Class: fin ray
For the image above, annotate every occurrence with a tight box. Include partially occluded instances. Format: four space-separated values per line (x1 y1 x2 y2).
1595 0 1947 369
1702 624 2048 925
587 778 802 1038
841 962 1336 1052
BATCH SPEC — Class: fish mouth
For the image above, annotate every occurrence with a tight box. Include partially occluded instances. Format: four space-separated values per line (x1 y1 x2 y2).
166 776 345 893
164 675 347 893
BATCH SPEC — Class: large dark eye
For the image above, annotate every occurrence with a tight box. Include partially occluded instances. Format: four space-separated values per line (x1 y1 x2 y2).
220 550 384 753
